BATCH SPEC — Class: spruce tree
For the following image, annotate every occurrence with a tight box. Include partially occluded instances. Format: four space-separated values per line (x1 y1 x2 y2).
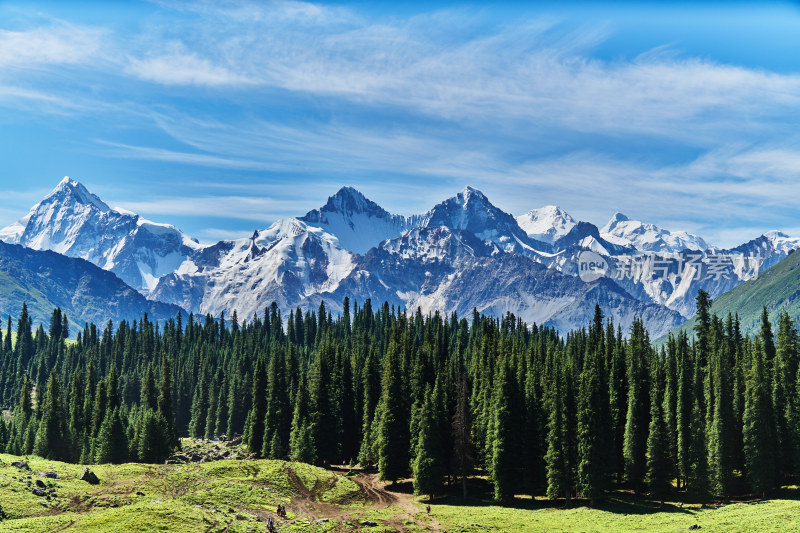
413 387 444 500
647 366 671 504
377 338 410 485
545 359 570 502
245 358 267 455
743 339 777 498
33 373 70 461
289 372 315 463
623 319 650 493
707 344 734 499
95 408 129 464
491 362 520 503
157 356 178 449
577 312 611 505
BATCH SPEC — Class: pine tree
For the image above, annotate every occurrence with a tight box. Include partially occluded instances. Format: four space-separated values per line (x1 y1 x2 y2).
413 387 444 500
577 309 611 505
94 408 129 464
137 408 169 462
245 357 267 455
491 362 520 503
623 319 650 493
141 363 158 411
289 372 315 463
188 366 209 439
264 349 289 458
707 344 735 499
647 365 671 504
158 356 178 449
743 339 777 498
33 373 70 461
452 372 473 498
377 337 410 484
545 359 570 502
687 354 710 500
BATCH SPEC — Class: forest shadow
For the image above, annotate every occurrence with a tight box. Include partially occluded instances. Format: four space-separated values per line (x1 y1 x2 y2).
425 478 718 516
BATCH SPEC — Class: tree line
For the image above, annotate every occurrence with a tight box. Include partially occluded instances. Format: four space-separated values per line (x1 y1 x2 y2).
0 290 797 504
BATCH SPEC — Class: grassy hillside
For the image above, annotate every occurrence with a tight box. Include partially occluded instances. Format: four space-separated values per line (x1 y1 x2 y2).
663 249 800 342
0 241 185 336
2 442 800 532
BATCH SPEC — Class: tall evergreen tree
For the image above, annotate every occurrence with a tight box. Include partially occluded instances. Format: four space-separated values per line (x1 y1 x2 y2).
743 339 777 498
413 387 444 500
647 364 671 504
545 359 570 502
377 337 410 484
33 373 70 461
577 308 611 505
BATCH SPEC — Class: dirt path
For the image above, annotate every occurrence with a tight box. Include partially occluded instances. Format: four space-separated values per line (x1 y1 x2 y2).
351 472 441 533
251 466 441 532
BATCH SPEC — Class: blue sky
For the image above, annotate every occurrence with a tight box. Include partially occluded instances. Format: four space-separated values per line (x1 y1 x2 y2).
1 0 799 246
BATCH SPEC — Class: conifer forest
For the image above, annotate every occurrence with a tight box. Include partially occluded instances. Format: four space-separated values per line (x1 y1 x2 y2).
0 290 796 505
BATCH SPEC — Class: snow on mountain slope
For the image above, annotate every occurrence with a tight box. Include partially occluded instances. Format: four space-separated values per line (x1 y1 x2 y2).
0 177 201 292
6 177 800 334
414 186 551 255
763 230 800 255
299 186 412 254
516 205 577 244
150 218 354 319
312 227 683 338
600 212 709 253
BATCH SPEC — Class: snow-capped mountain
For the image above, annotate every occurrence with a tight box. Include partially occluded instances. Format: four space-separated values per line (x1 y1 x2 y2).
552 221 634 255
414 186 551 255
310 226 684 339
150 218 354 319
299 187 412 254
516 205 576 245
4 177 800 335
0 177 201 292
600 212 709 253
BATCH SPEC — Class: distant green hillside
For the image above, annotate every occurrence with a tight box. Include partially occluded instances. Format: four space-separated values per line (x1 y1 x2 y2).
664 249 800 341
0 241 185 336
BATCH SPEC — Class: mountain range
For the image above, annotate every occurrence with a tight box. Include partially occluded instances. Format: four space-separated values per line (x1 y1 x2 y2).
664 248 800 339
0 239 185 335
2 177 799 337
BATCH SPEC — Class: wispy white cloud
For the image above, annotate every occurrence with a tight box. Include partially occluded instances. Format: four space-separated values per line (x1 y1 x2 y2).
0 22 107 69
3 1 800 248
116 2 800 146
114 195 301 225
126 42 255 86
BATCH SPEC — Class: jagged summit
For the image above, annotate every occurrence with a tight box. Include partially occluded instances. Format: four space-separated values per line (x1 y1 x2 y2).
600 212 708 253
418 187 550 254
459 185 486 204
516 205 577 245
608 212 629 224
0 176 199 292
299 186 410 255
303 186 390 221
48 176 111 212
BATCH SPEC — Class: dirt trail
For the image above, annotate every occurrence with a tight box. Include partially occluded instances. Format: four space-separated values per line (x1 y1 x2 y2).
253 466 441 532
350 472 441 533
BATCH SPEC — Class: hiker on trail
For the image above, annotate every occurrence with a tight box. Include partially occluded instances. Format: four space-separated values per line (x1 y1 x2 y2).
426 504 431 516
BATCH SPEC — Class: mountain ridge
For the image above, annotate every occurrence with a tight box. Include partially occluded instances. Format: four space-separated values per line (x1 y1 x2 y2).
2 178 799 336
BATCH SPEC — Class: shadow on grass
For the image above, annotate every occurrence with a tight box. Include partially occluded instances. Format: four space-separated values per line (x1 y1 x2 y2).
422 478 711 516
